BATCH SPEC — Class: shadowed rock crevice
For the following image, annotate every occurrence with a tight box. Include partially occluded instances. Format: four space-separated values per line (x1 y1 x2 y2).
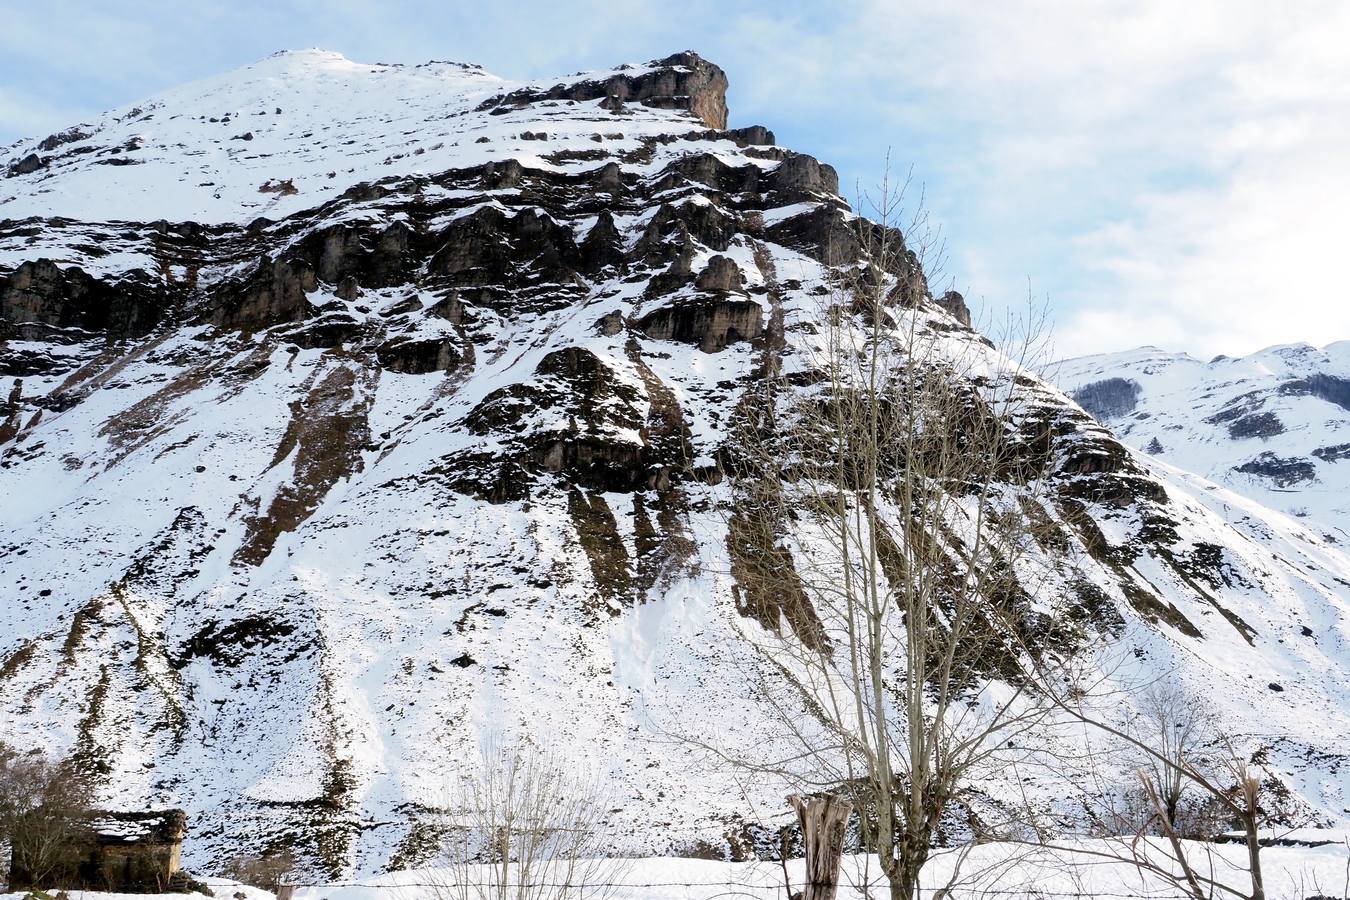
235 360 376 565
568 488 635 611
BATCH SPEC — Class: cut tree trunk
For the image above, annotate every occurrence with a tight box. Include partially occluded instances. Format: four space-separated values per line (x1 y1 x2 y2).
789 793 854 900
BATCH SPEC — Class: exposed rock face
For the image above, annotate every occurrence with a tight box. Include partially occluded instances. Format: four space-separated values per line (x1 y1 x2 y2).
7 153 46 177
4 49 1350 879
726 125 775 146
1306 373 1350 411
375 334 462 374
212 257 316 331
936 289 972 327
38 128 92 152
768 153 840 198
695 254 744 292
764 203 864 266
1 259 163 338
1233 452 1316 487
637 298 763 352
478 51 730 130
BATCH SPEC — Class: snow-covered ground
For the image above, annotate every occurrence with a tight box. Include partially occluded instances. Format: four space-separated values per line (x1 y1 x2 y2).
0 48 754 233
9 838 1350 900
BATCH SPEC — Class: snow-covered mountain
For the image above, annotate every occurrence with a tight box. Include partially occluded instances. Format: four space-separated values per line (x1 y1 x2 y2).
4 50 1350 877
1056 344 1350 544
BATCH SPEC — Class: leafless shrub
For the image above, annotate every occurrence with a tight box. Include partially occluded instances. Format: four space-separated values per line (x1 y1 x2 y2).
0 741 93 889
1020 670 1288 900
428 742 628 900
220 848 297 892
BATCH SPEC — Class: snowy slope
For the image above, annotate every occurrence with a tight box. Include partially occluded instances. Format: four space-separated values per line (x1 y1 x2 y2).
0 49 720 226
1056 344 1350 543
4 51 1350 878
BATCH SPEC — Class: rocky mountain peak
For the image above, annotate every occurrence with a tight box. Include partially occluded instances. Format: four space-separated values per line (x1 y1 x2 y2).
476 50 730 130
4 50 1350 877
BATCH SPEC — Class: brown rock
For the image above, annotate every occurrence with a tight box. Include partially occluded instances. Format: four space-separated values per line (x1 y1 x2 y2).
936 290 972 327
695 255 744 292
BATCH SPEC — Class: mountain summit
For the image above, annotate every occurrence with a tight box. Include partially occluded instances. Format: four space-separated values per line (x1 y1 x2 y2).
3 52 1350 876
0 49 730 224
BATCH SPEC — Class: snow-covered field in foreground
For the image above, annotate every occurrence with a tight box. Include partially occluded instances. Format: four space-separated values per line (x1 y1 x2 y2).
12 839 1350 900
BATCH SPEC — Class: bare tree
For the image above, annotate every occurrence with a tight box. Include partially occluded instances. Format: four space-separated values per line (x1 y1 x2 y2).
1136 682 1210 835
0 741 92 889
1019 671 1277 900
429 742 628 900
716 169 1069 900
220 849 297 896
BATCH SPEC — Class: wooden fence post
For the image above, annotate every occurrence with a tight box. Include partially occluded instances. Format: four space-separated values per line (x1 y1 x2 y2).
788 793 853 900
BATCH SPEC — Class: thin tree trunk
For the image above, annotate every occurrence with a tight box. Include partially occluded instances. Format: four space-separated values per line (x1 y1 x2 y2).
1240 775 1266 900
789 794 853 900
1142 775 1206 900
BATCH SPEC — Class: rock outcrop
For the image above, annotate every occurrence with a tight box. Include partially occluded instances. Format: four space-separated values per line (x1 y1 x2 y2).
478 51 730 130
1 259 164 338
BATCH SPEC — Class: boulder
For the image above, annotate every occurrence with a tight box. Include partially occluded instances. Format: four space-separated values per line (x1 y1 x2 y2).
726 125 775 146
695 255 744 293
768 154 840 198
7 153 46 177
936 290 972 327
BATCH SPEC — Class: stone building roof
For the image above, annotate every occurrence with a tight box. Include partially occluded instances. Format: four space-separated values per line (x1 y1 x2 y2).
87 809 187 845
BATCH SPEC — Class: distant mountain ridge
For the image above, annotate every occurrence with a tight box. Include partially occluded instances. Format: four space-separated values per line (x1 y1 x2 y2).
1056 342 1350 543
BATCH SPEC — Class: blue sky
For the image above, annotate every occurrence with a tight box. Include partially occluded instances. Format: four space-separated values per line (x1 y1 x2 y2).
3 0 1347 358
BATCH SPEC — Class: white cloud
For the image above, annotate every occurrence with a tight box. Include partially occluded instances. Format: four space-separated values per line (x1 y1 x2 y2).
715 1 1350 357
1050 2 1350 357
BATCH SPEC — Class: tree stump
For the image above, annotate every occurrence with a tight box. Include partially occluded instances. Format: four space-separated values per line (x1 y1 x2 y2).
788 793 853 900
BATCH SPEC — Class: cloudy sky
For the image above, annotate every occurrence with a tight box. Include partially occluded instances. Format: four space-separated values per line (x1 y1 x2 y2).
3 0 1347 359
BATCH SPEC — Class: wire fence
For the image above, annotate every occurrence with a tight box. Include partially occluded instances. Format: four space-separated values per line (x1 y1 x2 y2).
246 878 1208 900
